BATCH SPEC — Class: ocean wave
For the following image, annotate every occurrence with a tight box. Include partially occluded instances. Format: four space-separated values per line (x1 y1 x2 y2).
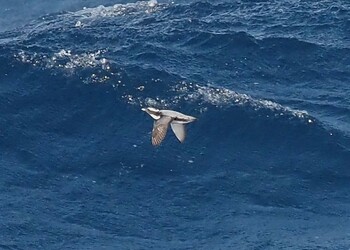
0 43 340 131
0 0 348 166
1 1 350 248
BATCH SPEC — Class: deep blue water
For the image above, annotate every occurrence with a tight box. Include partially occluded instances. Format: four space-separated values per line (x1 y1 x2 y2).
1 0 350 249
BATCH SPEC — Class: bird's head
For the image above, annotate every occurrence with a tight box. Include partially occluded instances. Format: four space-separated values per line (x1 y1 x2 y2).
141 107 161 120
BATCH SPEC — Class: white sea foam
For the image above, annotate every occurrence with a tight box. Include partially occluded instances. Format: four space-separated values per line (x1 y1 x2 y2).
71 0 162 22
139 81 310 121
180 83 309 119
14 49 113 84
15 49 108 69
51 49 108 69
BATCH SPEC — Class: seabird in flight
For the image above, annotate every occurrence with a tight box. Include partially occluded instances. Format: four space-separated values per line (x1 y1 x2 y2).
142 107 196 146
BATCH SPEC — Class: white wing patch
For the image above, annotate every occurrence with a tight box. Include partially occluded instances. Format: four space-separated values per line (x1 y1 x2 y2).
170 123 186 143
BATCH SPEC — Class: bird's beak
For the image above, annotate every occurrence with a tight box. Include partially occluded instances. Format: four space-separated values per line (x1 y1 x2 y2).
141 108 147 112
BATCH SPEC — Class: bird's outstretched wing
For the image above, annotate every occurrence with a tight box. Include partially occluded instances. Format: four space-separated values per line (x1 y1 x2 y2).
170 123 186 143
152 116 172 146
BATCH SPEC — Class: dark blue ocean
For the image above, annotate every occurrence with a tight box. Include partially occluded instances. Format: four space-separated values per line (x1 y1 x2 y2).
1 0 350 249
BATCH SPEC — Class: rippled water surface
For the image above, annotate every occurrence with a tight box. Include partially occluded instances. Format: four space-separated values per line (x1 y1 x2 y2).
0 0 349 249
